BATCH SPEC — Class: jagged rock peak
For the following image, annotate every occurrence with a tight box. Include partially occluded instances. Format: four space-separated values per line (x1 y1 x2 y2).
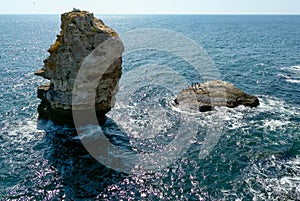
59 10 118 38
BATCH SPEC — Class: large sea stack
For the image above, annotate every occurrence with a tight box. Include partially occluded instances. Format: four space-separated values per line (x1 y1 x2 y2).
35 10 124 125
174 80 259 112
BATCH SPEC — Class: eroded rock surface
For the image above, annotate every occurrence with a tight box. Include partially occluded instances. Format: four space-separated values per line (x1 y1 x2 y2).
35 10 124 125
174 80 259 112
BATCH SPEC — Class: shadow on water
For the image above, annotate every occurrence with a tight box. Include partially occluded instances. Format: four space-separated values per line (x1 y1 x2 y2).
36 117 132 199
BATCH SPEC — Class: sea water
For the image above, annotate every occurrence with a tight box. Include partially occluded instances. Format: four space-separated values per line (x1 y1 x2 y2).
0 14 300 200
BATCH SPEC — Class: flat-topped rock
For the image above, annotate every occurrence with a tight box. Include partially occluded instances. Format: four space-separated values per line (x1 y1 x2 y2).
35 10 124 125
174 80 259 112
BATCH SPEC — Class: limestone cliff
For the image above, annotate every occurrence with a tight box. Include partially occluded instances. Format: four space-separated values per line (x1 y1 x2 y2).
35 10 124 125
174 80 259 112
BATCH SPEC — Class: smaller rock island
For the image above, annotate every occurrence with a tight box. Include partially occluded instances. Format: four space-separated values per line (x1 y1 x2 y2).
35 10 124 125
174 80 259 112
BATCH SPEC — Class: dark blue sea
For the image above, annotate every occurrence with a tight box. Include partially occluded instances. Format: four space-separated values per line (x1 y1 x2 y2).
0 14 300 200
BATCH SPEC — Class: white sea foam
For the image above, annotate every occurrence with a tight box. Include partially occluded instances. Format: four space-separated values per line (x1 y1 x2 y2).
169 95 299 132
290 65 300 71
221 95 299 131
279 65 300 83
235 95 300 199
278 73 291 79
255 63 265 67
286 79 300 84
280 65 300 72
262 119 290 131
244 156 300 200
258 95 299 117
2 118 46 145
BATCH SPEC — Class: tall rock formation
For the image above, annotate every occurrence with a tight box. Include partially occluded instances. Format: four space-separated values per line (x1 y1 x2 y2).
35 10 124 125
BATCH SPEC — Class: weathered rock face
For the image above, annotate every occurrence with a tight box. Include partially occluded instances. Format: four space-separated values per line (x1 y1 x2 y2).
174 80 259 112
35 10 124 125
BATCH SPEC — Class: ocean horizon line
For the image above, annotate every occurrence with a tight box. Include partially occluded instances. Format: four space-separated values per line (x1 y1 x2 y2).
0 13 299 16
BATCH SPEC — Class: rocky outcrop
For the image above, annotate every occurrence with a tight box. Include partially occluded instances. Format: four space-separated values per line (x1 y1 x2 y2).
174 80 259 112
35 10 124 125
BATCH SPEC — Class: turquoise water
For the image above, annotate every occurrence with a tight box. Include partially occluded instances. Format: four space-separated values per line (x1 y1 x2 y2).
0 15 300 200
